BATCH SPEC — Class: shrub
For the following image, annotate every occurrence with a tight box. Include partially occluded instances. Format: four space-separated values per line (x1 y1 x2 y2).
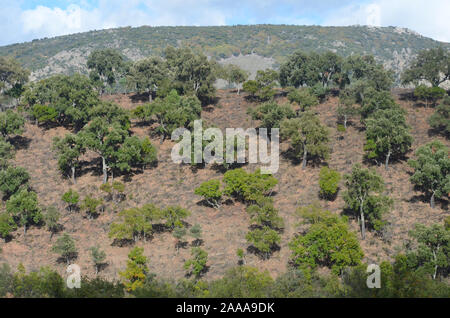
194 179 222 208
319 167 341 199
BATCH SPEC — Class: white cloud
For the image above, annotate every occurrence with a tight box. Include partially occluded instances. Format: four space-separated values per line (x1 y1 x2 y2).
323 0 450 42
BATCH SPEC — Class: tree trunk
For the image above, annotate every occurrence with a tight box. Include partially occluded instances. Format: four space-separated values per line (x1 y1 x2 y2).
237 86 240 95
23 224 27 237
71 166 76 184
95 265 99 276
385 151 391 170
344 114 348 129
360 203 366 240
102 157 108 184
302 147 308 170
430 191 436 209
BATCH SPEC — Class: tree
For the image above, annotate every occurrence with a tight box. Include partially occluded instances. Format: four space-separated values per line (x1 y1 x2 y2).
248 101 295 129
360 90 399 120
319 167 341 200
51 233 77 265
364 108 413 170
0 212 16 242
0 137 14 169
223 168 278 203
53 133 86 184
407 223 450 280
43 206 60 240
242 80 259 98
287 88 319 112
0 110 25 138
408 140 450 209
0 166 30 199
61 189 79 213
114 136 157 175
289 212 363 275
402 47 450 87
164 46 216 102
343 164 392 239
119 246 148 292
194 179 222 208
126 57 168 101
246 226 281 259
246 197 284 229
281 112 330 169
337 88 358 129
0 56 29 99
189 224 203 246
81 195 103 219
6 189 41 237
109 205 160 243
173 226 187 252
21 74 99 129
89 246 107 275
80 118 129 183
429 96 450 137
162 206 190 230
222 64 248 94
184 247 208 278
144 89 201 142
279 50 315 88
344 55 394 91
30 104 58 126
414 85 446 107
87 49 124 94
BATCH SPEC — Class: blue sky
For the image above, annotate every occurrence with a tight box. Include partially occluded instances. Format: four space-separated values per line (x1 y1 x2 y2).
1 0 449 46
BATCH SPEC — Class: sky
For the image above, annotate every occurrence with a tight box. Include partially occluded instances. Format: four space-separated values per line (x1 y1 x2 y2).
1 0 449 46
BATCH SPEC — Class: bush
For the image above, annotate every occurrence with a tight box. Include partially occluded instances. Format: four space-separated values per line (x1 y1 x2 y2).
61 189 79 212
319 167 341 200
194 179 222 208
287 88 319 111
246 226 281 259
0 166 30 200
184 247 208 278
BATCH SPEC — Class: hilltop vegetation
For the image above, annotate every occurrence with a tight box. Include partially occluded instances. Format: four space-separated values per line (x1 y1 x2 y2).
0 25 449 83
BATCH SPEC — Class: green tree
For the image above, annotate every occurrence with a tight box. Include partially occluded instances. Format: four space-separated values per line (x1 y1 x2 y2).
162 206 190 230
289 210 363 275
246 226 281 259
402 47 450 87
43 206 60 240
0 137 14 169
222 64 248 94
0 110 25 138
364 108 413 170
343 164 392 239
407 223 450 280
0 212 16 242
119 246 148 292
51 233 77 264
0 166 30 199
246 197 284 229
248 101 295 129
87 49 124 94
53 133 86 184
81 195 103 219
80 118 129 183
61 189 79 213
360 90 399 120
109 205 160 243
21 74 99 129
281 112 330 169
319 167 341 200
89 246 107 275
223 168 278 203
287 87 319 112
30 104 58 126
414 85 446 107
6 189 41 236
337 88 358 129
429 96 450 137
0 56 29 99
194 179 222 208
184 247 208 278
173 226 187 252
189 224 203 246
126 57 168 101
408 140 450 209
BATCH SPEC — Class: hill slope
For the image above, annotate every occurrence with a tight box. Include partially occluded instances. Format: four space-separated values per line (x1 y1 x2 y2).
0 25 449 82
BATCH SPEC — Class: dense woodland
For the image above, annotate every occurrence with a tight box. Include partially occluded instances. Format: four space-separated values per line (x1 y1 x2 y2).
0 45 449 298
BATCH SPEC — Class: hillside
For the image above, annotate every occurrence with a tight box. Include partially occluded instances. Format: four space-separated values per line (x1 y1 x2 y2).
0 89 448 283
1 25 449 82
